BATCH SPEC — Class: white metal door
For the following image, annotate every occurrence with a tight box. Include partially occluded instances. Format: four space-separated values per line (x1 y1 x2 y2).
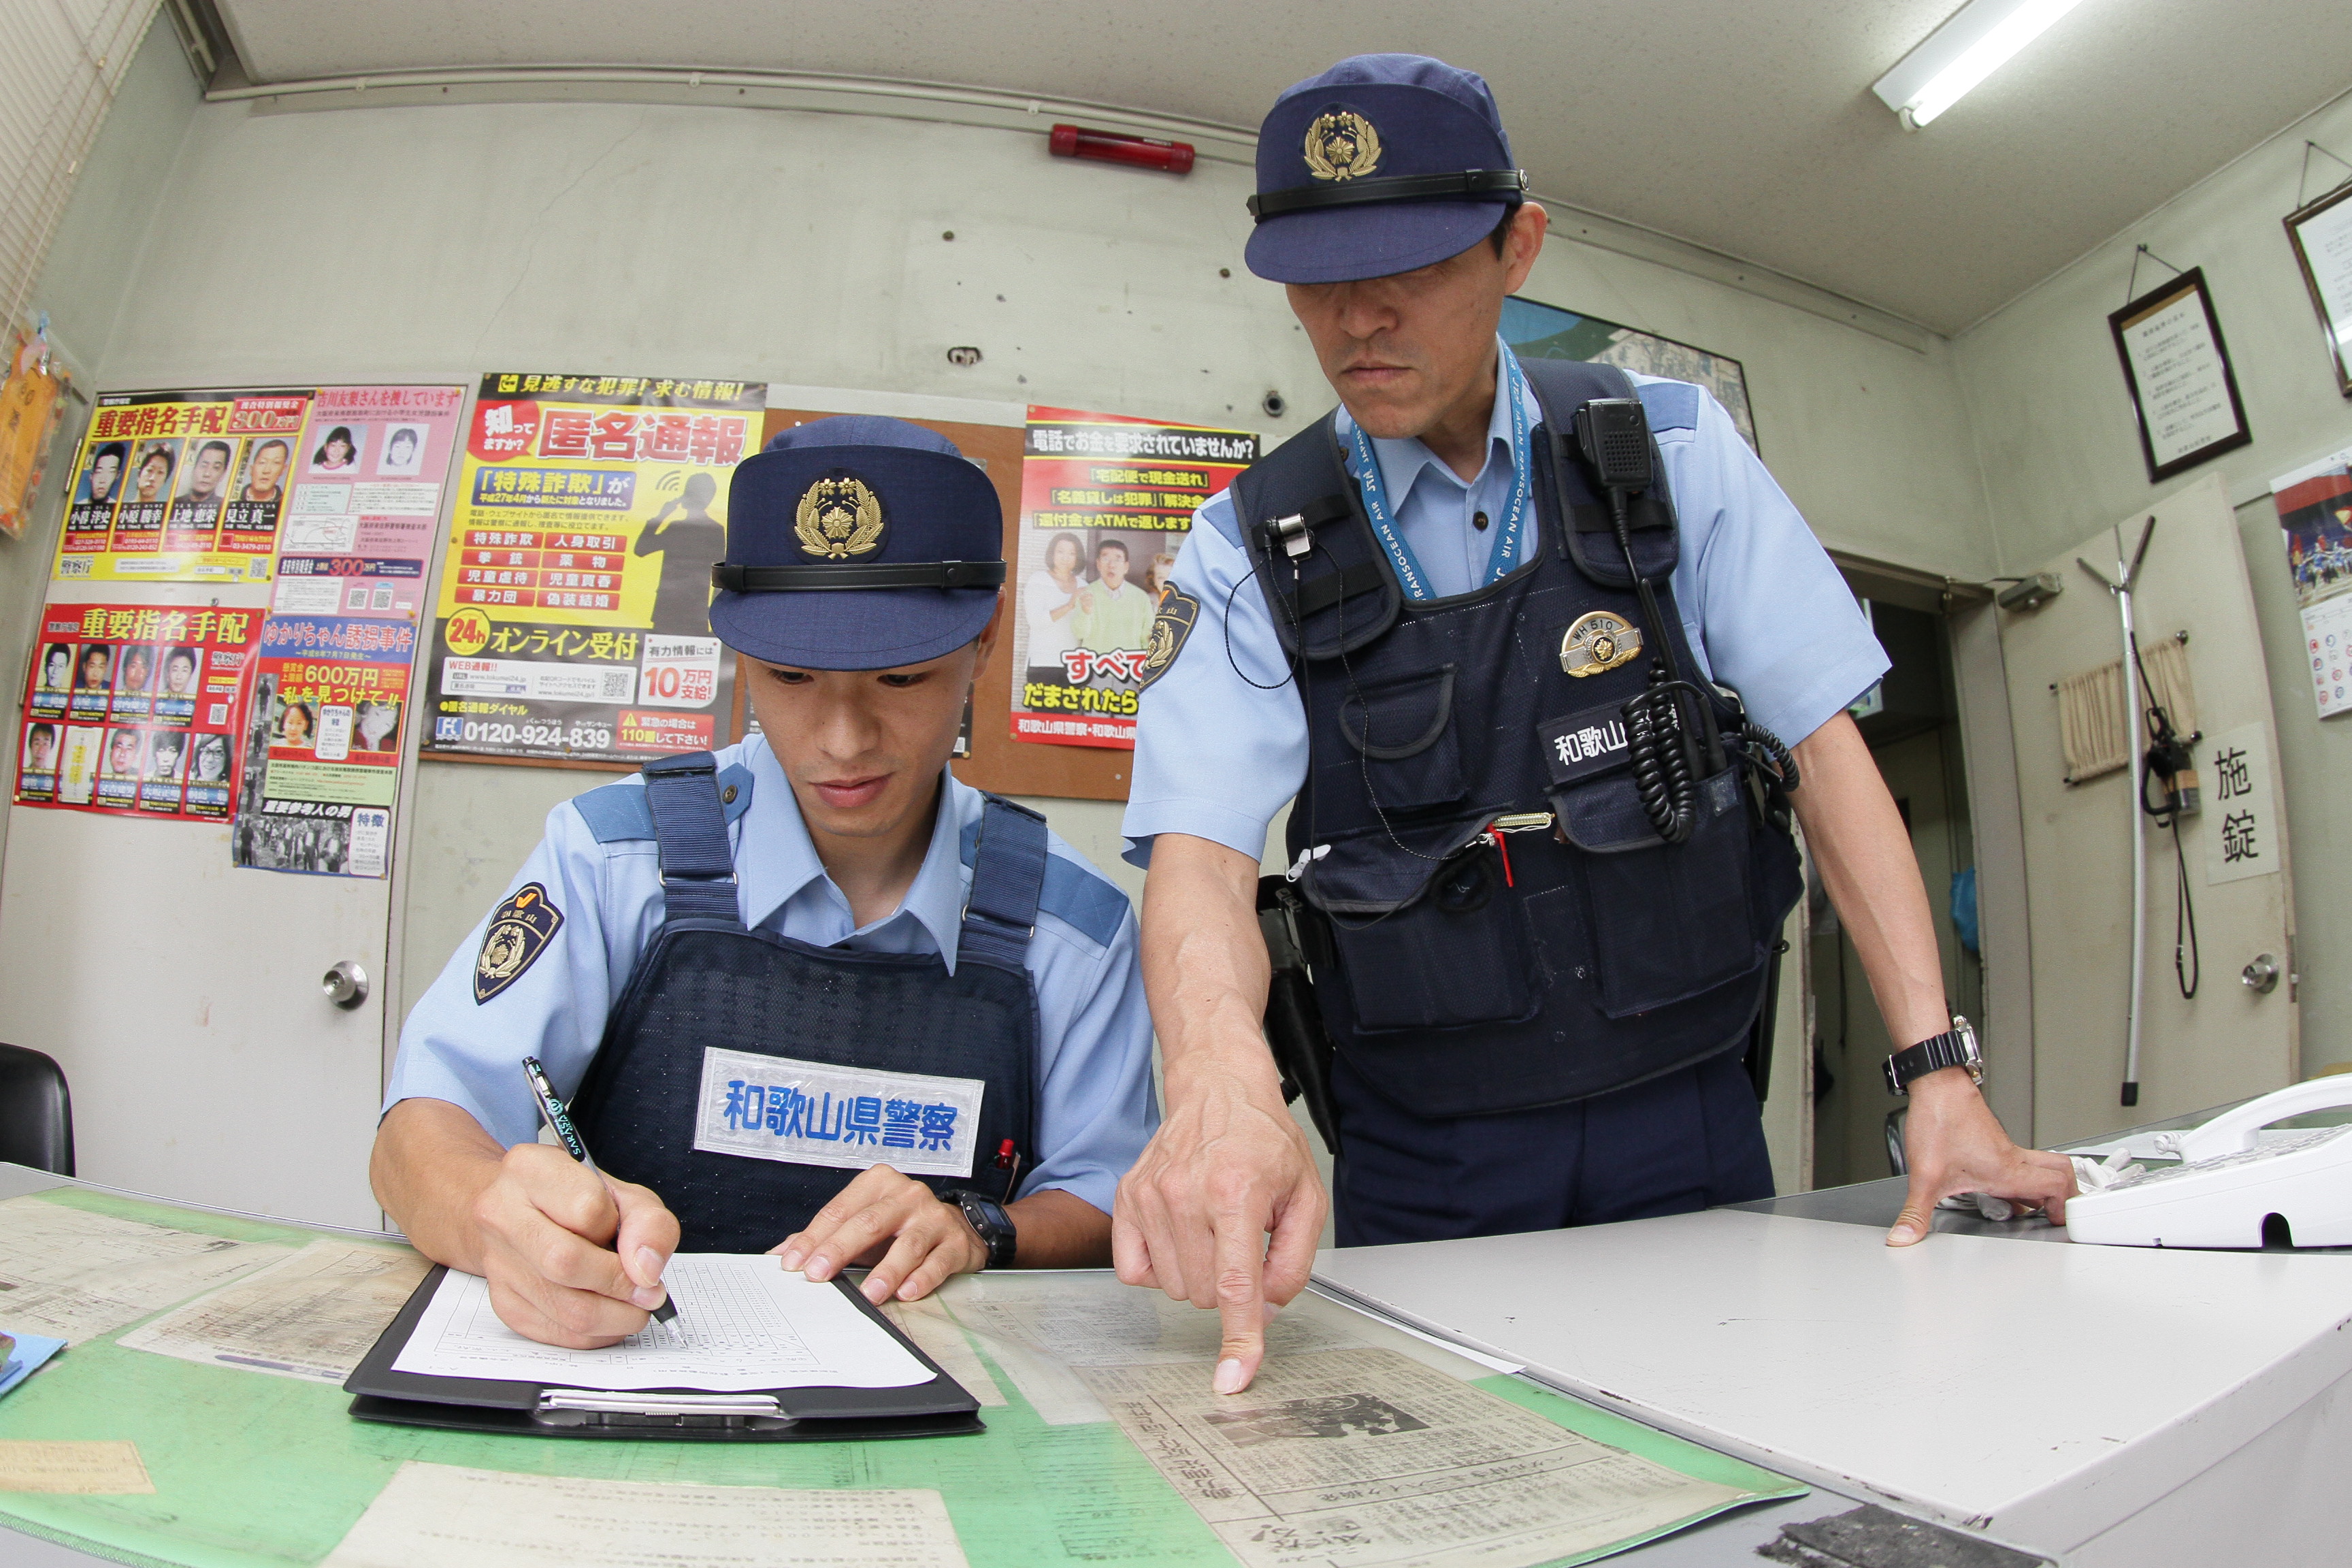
0 781 393 1228
1999 473 2296 1147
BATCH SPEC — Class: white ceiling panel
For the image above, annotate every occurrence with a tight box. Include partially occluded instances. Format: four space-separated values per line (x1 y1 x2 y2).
213 0 2352 331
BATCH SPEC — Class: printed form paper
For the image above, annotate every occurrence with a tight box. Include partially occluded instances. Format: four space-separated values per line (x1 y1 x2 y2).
119 1239 431 1382
0 1440 154 1494
1081 1348 1754 1568
321 1462 968 1568
0 1196 289 1341
391 1254 932 1390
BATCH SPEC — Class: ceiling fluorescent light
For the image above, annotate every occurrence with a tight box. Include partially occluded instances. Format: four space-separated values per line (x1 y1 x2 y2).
1872 0 2087 129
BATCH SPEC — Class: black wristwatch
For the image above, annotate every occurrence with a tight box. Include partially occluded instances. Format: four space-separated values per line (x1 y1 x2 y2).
944 1189 1017 1271
1883 1015 1982 1096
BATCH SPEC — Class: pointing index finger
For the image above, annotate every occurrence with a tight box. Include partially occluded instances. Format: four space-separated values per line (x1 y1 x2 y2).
1209 1210 1271 1394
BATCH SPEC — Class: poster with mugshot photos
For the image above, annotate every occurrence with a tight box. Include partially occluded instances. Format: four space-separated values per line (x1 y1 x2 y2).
14 603 262 819
229 615 415 878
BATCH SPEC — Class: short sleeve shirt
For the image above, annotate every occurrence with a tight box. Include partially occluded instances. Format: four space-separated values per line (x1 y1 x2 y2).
388 739 1160 1217
1122 342 1889 866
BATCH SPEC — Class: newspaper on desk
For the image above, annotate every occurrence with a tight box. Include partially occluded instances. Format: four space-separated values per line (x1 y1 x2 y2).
118 1239 431 1382
1081 1348 1750 1568
0 1196 289 1341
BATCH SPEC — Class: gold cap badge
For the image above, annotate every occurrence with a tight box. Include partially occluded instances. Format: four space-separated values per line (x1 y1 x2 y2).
1303 110 1382 182
1560 610 1642 677
794 474 885 560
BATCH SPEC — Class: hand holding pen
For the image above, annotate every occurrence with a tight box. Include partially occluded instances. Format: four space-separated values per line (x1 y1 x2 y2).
521 1056 685 1343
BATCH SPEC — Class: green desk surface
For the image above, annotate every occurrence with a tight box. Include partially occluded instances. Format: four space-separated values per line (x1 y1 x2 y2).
0 1186 1802 1567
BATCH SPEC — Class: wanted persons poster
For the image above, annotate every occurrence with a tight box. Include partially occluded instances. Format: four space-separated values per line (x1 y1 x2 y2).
14 603 263 821
231 617 416 877
270 386 464 623
52 389 312 586
421 372 762 765
1008 406 1257 750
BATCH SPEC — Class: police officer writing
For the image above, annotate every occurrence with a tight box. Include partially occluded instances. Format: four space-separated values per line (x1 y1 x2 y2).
1114 55 2077 1394
374 417 1158 1346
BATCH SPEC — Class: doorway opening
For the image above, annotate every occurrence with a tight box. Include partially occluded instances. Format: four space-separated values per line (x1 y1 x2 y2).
1809 572 1984 1190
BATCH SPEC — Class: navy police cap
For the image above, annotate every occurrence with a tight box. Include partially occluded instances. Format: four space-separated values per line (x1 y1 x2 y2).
1246 54 1526 286
707 415 1004 671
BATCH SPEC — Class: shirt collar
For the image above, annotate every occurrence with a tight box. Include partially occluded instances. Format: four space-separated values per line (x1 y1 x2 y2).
1335 334 1525 509
734 742 975 970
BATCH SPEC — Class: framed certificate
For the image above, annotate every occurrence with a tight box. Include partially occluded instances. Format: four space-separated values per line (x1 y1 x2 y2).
2108 267 2253 483
2286 181 2352 398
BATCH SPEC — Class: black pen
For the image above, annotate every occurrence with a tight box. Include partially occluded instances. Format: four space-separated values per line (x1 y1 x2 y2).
521 1056 684 1343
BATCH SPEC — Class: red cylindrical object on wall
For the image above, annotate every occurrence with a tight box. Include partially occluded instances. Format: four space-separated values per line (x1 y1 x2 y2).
1048 124 1196 174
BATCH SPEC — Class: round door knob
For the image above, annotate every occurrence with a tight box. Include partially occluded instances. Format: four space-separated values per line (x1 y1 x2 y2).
323 961 370 1010
2241 954 2281 995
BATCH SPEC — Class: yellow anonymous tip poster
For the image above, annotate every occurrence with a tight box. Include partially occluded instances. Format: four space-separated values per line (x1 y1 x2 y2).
422 372 765 765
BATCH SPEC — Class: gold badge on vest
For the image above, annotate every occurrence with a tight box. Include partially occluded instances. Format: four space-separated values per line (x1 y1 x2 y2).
1558 610 1642 676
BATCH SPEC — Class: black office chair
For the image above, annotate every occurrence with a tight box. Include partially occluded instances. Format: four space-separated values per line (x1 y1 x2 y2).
0 1044 74 1175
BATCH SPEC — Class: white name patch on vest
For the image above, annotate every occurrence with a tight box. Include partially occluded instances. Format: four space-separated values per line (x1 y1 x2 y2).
692 1047 985 1180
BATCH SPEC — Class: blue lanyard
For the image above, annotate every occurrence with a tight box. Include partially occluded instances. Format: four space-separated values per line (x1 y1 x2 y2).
1344 348 1532 601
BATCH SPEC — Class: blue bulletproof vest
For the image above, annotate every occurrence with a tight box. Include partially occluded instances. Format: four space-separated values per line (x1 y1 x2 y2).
567 752 1042 1252
1233 360 1801 1117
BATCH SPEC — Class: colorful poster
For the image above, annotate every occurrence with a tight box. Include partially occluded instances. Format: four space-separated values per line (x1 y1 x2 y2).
52 390 312 585
0 325 69 538
269 386 464 622
231 617 418 877
13 603 263 820
1008 407 1258 750
421 372 762 764
2269 446 2352 718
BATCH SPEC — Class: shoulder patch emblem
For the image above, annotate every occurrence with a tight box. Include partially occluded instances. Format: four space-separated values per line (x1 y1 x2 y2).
1138 590 1200 689
474 883 564 1004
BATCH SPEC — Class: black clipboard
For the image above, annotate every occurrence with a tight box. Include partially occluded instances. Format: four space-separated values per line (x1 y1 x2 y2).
344 1264 984 1442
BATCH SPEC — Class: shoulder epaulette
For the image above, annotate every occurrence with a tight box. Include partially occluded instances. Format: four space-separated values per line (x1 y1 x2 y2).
1635 379 1703 434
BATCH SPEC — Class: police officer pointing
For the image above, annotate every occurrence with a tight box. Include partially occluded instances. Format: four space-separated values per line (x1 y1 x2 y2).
1113 55 2076 1394
376 416 1158 1345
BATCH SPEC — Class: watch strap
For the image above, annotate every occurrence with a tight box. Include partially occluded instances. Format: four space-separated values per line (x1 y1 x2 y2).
1883 1027 1978 1096
947 1189 1017 1271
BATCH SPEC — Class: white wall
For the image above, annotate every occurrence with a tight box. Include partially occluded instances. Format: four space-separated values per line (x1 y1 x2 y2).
1953 86 2352 1077
10 48 2000 1196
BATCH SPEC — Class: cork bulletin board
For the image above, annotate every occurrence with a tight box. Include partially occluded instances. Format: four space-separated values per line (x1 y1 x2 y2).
760 407 1130 802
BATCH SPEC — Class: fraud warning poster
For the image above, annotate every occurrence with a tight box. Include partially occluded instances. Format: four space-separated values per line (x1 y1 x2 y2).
421 372 764 765
1008 407 1258 749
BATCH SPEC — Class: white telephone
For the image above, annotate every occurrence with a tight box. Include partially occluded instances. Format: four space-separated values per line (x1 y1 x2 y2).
2066 1077 2352 1249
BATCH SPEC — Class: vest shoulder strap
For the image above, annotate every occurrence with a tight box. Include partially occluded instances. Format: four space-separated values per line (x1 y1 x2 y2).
1229 414 1401 659
641 751 741 925
958 795 1049 973
957 814 1130 951
1518 357 1681 586
574 761 755 844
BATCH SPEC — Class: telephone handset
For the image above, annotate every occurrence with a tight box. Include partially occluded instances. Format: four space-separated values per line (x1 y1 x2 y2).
2068 1077 2352 1249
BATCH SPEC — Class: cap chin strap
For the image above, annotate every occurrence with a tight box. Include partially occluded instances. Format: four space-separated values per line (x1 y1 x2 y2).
712 560 1006 592
1248 168 1526 222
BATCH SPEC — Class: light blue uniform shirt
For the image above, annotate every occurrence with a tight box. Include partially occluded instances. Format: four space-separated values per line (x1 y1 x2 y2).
389 738 1159 1217
1124 342 1889 865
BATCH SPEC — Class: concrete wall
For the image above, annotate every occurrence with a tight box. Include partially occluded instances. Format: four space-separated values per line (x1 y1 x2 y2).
1952 86 2352 1077
9 34 2002 1196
